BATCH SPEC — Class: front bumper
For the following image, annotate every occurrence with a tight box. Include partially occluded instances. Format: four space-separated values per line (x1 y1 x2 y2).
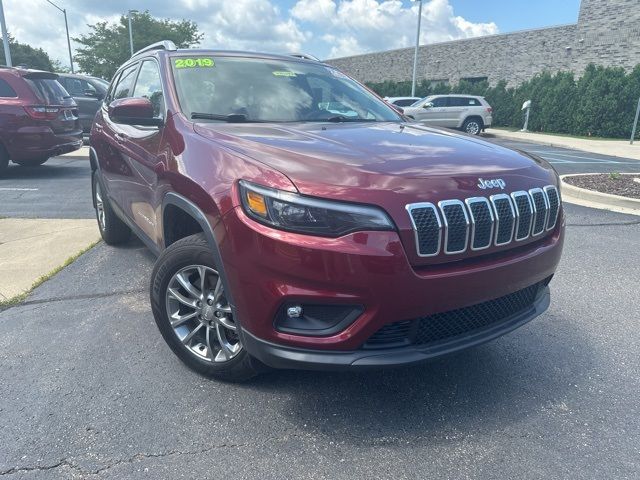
218 204 564 357
241 286 549 370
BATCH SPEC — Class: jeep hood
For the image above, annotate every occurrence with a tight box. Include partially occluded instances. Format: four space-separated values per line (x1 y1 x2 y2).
193 121 557 203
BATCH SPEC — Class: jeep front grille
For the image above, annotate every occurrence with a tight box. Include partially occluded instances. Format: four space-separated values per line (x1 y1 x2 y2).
407 185 560 257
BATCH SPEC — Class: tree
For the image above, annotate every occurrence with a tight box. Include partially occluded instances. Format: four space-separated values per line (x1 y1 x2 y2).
73 11 203 80
0 36 54 71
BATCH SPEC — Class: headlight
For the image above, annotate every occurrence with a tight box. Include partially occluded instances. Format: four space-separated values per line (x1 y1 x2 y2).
239 180 395 237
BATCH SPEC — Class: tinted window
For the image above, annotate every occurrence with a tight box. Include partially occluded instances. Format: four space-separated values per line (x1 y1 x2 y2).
0 78 17 97
112 64 139 100
61 77 97 97
394 99 418 107
133 61 164 118
171 56 400 123
24 78 69 104
431 97 448 107
448 97 481 107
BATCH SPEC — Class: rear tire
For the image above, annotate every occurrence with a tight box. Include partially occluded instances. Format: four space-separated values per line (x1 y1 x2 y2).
150 233 263 382
92 171 130 245
462 118 483 135
13 157 49 166
0 146 8 176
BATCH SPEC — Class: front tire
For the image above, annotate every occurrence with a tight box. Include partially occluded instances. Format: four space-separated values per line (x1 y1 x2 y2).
150 233 262 382
13 157 49 166
92 171 130 245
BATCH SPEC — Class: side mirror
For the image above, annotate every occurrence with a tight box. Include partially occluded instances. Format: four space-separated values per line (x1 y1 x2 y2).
108 97 163 127
423 102 434 109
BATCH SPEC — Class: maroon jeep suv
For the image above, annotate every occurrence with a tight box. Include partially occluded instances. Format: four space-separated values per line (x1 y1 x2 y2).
90 41 564 381
0 67 82 175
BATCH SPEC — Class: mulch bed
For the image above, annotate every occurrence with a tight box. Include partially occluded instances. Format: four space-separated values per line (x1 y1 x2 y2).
564 174 640 199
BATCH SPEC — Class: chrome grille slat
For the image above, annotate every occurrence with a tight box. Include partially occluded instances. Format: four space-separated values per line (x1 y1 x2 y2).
529 188 549 236
544 186 560 230
465 197 494 251
406 203 442 257
406 184 559 257
438 200 470 254
490 194 516 246
511 191 533 241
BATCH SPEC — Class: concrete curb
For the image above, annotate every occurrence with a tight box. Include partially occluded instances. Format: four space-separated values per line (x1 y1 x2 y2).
485 129 640 161
560 173 640 216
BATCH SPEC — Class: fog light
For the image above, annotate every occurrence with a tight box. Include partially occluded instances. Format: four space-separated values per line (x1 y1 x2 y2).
287 306 303 318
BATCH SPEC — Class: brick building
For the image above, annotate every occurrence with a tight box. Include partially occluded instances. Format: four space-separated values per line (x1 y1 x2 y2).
327 0 640 87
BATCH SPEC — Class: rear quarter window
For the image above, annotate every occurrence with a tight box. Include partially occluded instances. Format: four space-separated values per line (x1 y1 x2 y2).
0 78 17 97
25 78 70 104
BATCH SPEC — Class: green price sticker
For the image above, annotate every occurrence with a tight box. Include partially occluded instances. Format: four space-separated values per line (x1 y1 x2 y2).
174 58 215 69
272 71 297 77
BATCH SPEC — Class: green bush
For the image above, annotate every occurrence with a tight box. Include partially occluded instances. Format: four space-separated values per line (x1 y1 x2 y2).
366 64 640 139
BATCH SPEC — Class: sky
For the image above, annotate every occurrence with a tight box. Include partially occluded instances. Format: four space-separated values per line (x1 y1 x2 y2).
1 0 581 68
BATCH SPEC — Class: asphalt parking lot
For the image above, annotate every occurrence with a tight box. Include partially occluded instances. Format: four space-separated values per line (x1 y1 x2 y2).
0 141 639 479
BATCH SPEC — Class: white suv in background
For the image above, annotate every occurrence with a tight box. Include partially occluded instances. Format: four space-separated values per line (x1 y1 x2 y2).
402 94 493 135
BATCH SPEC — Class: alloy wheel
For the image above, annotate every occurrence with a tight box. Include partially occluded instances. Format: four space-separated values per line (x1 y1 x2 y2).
165 265 242 363
466 121 480 135
95 181 106 231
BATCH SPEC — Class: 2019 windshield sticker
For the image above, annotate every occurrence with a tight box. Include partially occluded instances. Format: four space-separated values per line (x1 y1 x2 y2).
272 71 297 77
174 58 215 69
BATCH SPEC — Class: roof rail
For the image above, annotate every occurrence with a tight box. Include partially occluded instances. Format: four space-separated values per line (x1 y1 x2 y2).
289 53 320 62
131 40 177 58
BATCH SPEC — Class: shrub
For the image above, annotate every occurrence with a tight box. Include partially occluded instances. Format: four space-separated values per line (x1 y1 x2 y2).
366 64 640 139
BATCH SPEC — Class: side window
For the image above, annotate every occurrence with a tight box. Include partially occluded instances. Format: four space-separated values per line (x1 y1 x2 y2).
432 97 448 107
448 97 466 107
468 98 481 106
133 61 164 118
0 78 17 97
104 72 121 104
62 78 97 97
112 64 139 100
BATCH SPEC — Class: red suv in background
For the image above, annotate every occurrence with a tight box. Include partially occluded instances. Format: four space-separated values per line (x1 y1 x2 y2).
90 41 564 381
0 67 82 175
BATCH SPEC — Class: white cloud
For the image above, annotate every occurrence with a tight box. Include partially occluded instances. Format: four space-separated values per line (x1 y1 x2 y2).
291 0 499 58
0 0 497 68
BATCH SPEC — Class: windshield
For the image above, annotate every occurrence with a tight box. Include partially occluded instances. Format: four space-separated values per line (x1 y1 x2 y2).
25 78 71 105
171 56 401 123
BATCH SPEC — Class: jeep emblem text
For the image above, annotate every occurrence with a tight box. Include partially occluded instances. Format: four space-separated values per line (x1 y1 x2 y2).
477 178 506 190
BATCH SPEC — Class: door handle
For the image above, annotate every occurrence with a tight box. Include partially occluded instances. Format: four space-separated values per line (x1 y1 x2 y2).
94 124 103 132
114 133 127 144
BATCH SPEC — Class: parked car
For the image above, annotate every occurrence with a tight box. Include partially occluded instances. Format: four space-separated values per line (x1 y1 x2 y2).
90 41 564 381
402 94 493 135
57 73 109 133
0 67 82 175
384 96 421 107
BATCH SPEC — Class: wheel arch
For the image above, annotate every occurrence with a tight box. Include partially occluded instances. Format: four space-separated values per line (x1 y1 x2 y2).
462 115 484 128
160 192 238 312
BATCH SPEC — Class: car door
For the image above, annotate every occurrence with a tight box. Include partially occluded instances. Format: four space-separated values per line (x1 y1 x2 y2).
98 63 140 211
444 97 470 128
119 59 167 243
415 96 449 125
61 77 102 133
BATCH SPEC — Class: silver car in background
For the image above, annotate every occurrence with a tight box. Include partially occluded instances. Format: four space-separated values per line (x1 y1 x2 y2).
402 94 493 135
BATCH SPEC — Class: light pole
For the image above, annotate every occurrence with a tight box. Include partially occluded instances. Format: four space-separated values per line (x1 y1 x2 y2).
128 10 138 56
0 0 11 67
411 0 423 97
46 0 74 73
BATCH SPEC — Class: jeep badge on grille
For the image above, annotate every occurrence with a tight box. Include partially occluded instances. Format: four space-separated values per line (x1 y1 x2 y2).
478 178 506 190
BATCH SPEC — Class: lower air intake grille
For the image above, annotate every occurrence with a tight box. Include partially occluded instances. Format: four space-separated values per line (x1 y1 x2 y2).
363 282 544 349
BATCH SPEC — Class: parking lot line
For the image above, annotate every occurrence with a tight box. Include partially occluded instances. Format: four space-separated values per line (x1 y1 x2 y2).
0 187 39 191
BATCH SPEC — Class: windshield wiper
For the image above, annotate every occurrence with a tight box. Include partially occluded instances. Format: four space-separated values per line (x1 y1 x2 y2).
322 116 377 123
191 112 250 123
